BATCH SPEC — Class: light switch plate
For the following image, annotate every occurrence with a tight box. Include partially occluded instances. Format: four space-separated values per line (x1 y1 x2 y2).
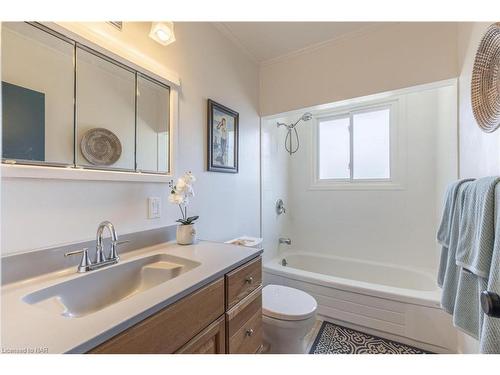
148 197 161 219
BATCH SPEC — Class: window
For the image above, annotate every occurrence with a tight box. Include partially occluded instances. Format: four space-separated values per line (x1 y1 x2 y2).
314 104 394 187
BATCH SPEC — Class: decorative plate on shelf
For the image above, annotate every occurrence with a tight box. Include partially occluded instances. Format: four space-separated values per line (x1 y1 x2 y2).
80 128 122 166
471 22 500 133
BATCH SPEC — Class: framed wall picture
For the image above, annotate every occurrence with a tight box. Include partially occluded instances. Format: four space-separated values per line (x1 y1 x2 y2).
207 99 239 173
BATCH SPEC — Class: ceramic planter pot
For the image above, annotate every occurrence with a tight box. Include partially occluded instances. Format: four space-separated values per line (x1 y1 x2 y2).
176 224 197 245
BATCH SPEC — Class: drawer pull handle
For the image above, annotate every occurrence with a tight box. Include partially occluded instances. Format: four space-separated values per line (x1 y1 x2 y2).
245 328 254 337
245 276 254 284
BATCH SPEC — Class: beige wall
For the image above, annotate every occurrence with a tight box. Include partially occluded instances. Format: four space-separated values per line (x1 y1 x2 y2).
2 22 260 254
260 23 459 116
457 22 500 179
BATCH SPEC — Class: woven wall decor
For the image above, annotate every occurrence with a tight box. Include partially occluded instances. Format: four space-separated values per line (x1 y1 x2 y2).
81 128 122 166
471 22 500 133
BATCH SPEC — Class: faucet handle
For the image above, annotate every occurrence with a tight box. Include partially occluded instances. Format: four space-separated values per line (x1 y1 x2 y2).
64 248 91 273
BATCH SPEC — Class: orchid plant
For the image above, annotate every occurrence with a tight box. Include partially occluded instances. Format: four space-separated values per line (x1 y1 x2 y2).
169 171 199 226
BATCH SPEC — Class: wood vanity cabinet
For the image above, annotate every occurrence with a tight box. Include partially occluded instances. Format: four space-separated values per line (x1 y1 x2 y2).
89 255 262 354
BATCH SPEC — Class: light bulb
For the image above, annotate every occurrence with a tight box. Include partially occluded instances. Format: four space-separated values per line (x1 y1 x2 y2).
149 22 176 46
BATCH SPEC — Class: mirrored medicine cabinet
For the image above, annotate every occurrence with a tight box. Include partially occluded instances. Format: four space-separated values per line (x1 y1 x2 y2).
1 22 171 175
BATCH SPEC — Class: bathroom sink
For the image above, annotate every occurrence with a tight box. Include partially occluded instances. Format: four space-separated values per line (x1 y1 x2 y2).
22 254 200 318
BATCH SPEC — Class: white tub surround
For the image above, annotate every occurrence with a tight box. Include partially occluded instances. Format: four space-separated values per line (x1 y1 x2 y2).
1 241 261 353
264 252 458 353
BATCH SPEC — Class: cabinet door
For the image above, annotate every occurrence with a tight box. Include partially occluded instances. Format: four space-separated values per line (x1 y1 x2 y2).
136 74 170 174
89 278 224 354
1 22 74 166
176 316 226 354
76 45 136 171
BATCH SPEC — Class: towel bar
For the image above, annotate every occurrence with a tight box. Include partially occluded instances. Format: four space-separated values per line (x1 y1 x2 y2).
481 291 500 318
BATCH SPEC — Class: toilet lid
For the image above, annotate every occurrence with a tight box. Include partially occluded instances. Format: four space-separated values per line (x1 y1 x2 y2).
262 284 317 321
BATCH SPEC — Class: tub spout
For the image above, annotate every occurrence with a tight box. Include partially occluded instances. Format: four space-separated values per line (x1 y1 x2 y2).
279 237 292 245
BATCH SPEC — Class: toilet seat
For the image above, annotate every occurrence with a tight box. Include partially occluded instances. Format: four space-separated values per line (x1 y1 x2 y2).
262 284 317 321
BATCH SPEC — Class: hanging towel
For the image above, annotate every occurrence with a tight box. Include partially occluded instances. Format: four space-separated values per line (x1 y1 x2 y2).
453 177 500 339
456 176 500 278
453 268 488 339
437 179 474 287
438 180 474 313
480 185 500 352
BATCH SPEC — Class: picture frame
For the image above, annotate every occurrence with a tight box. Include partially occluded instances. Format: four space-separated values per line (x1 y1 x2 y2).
207 99 239 173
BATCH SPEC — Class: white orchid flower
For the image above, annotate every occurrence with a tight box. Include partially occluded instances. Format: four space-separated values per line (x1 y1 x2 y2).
168 192 184 205
169 171 197 225
184 172 196 184
176 177 188 192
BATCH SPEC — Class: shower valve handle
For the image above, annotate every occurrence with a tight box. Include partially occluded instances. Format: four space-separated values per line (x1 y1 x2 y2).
481 291 500 318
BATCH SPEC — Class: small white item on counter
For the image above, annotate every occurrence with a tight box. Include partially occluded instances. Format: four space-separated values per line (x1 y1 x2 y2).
225 236 263 249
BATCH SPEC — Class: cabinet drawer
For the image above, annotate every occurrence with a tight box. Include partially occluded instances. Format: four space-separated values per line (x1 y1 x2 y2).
228 306 262 354
225 256 262 310
226 286 262 338
89 278 224 354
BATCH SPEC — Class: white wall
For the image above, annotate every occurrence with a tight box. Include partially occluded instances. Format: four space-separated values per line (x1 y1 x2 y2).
1 22 260 254
260 23 459 116
262 82 458 272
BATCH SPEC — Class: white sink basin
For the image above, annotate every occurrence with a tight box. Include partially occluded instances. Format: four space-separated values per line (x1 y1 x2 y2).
22 254 200 318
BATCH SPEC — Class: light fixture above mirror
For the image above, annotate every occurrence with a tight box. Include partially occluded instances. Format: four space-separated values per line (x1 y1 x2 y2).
149 22 176 46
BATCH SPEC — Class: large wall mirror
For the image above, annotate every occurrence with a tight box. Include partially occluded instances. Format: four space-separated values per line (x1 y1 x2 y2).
1 22 171 175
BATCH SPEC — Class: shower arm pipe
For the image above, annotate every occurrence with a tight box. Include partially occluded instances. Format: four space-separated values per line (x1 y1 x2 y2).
277 115 307 130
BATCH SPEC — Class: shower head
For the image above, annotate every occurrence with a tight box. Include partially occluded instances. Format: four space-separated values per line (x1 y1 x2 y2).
301 112 313 122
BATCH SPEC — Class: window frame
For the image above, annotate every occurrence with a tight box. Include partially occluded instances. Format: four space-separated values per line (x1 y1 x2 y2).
311 99 402 191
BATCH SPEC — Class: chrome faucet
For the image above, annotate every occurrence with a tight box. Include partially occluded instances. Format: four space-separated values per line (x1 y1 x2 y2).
65 221 129 273
96 221 118 263
279 237 292 245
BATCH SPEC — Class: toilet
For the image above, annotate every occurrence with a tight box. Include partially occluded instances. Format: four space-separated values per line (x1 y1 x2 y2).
262 284 318 354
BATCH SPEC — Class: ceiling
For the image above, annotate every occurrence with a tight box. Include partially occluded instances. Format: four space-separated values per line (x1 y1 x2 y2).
216 22 377 63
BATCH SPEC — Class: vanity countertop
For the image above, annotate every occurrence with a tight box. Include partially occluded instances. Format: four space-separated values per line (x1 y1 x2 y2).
1 241 262 354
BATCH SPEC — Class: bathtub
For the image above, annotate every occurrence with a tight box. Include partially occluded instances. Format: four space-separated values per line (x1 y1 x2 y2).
263 251 458 353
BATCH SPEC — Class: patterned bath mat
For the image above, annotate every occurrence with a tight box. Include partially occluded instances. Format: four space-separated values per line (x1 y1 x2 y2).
309 321 428 354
